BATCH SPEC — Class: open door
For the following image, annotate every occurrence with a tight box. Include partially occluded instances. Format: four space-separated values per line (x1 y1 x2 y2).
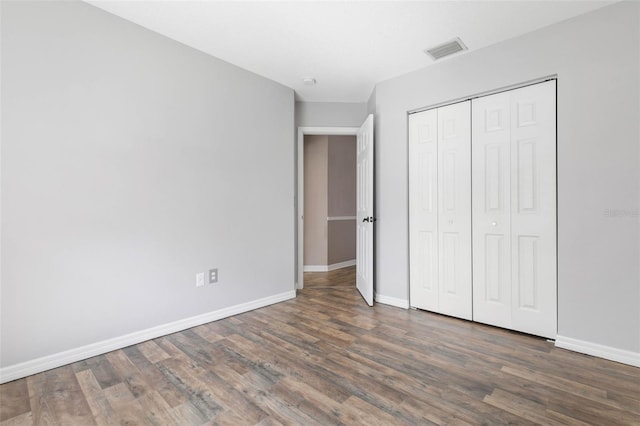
356 114 375 306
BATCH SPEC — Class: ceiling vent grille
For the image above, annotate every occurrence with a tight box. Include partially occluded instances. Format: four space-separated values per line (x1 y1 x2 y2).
425 37 467 60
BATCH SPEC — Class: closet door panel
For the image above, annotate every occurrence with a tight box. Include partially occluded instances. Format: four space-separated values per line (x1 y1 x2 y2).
437 102 472 320
472 92 512 329
510 81 557 339
409 109 439 311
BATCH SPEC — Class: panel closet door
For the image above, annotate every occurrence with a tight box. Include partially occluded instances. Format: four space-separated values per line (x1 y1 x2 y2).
470 91 512 328
472 80 557 339
409 109 439 312
409 101 472 320
437 102 472 320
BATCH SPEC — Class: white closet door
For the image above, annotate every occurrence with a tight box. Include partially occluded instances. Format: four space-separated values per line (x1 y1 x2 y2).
472 80 556 339
409 109 439 311
509 81 556 338
472 91 513 328
437 102 472 320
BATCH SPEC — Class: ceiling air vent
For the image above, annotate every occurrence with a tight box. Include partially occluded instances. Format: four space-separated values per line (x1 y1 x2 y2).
424 37 467 61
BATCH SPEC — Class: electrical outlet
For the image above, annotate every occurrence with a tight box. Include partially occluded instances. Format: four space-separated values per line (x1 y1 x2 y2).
209 268 218 284
196 272 205 288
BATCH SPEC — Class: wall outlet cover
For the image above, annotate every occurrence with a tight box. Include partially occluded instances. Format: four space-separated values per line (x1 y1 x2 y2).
209 268 218 284
196 272 205 287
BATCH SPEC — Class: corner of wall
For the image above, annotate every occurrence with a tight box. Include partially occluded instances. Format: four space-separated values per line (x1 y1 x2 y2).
367 87 377 116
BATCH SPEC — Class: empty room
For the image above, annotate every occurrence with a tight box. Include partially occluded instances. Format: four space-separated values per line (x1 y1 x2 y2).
1 0 639 424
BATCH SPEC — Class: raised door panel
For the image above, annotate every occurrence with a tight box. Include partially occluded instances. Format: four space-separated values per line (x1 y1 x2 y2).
437 102 472 320
472 92 512 329
510 81 557 339
409 110 439 311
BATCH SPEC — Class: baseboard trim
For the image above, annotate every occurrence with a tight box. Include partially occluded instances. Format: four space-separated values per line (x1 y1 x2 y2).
304 259 356 272
375 293 410 309
555 335 640 367
328 259 356 271
0 290 296 384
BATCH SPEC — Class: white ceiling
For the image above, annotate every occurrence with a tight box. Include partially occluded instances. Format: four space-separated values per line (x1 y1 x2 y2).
87 0 612 103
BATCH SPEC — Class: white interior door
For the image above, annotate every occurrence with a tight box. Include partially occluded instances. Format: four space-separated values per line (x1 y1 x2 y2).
472 80 557 339
356 114 375 306
409 109 439 311
436 102 472 320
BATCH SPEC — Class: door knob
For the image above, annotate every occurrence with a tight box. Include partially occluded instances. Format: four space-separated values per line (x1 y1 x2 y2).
363 217 370 222
491 221 498 227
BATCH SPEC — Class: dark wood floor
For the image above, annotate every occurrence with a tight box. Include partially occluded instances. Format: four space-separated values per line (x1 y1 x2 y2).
1 266 639 425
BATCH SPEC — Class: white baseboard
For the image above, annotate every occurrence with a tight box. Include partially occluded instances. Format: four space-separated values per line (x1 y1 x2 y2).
328 259 356 271
375 293 410 309
304 259 356 272
555 335 640 367
0 290 296 384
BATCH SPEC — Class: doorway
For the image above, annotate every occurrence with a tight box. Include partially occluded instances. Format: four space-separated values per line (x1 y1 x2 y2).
297 115 375 306
296 127 358 290
303 134 357 273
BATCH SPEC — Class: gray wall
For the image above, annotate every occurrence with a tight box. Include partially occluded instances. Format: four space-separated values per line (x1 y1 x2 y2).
1 1 294 368
367 88 376 116
373 1 639 353
295 102 367 128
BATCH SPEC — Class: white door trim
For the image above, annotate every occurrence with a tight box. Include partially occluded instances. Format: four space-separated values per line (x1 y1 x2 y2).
297 126 359 290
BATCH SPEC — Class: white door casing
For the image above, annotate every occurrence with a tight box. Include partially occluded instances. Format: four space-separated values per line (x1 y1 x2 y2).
472 80 557 339
356 114 375 306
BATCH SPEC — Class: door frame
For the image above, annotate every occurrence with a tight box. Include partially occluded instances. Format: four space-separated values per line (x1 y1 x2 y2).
296 126 359 290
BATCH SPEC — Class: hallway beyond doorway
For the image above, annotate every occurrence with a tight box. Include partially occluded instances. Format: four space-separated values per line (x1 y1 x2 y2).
303 266 355 290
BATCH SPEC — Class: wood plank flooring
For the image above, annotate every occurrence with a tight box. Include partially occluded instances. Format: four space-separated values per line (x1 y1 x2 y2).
1 266 639 425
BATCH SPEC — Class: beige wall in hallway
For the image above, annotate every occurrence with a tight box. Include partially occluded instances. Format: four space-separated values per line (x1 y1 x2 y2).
304 135 357 268
303 135 328 266
328 135 357 217
328 136 356 265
